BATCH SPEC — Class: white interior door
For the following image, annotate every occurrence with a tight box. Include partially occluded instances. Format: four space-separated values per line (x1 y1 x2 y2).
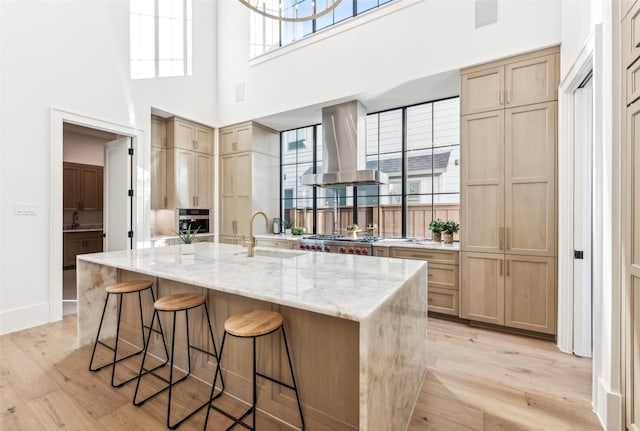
573 75 593 357
104 137 132 251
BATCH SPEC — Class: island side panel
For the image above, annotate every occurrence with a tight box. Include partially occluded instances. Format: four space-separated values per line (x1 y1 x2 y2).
359 267 428 431
76 260 118 347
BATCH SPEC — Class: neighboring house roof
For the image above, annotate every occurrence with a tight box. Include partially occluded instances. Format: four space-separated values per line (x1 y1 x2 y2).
302 151 451 177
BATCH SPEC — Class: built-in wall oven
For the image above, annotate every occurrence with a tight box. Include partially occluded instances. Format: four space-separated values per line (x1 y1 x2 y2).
177 208 210 233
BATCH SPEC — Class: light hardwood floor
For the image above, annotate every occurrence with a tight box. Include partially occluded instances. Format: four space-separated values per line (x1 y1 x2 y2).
0 315 602 431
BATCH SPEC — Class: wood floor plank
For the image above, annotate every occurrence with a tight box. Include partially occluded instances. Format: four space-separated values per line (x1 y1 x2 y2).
0 315 603 431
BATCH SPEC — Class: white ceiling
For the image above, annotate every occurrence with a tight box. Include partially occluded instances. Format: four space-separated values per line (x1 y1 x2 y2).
255 69 460 131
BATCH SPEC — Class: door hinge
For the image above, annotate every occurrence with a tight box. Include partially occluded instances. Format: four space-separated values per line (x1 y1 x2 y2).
574 250 584 259
128 189 134 197
128 231 134 238
128 148 134 156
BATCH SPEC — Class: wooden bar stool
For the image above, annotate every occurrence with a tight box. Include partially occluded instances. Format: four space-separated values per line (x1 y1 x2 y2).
133 293 224 430
203 310 304 431
89 280 169 388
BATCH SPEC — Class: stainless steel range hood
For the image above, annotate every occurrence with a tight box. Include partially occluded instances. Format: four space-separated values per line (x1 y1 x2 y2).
301 100 388 187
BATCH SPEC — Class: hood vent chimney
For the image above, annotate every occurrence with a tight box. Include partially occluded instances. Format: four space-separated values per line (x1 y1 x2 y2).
301 100 388 188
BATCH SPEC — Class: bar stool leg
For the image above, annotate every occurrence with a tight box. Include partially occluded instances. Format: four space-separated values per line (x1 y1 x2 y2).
252 336 257 429
281 325 304 430
203 331 227 430
89 292 111 373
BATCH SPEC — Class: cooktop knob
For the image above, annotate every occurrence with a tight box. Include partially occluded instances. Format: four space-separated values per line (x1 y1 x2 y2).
348 248 354 254
339 247 345 253
362 249 368 255
324 246 330 252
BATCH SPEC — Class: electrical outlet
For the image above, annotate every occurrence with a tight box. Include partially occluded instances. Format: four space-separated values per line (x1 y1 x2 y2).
14 202 37 215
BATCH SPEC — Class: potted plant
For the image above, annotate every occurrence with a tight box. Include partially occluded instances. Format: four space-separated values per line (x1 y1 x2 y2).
173 226 200 254
442 221 460 244
292 226 305 235
284 221 293 235
346 224 359 239
428 219 445 242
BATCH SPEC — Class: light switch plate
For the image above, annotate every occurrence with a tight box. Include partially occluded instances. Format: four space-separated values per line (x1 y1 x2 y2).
14 202 38 215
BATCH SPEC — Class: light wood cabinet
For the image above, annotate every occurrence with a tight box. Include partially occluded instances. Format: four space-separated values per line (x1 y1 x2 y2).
504 255 556 334
63 231 103 268
461 252 504 325
63 162 103 211
151 116 167 209
220 123 252 155
167 117 214 155
166 149 212 209
389 247 460 317
460 46 558 335
461 48 558 115
504 102 556 256
163 116 214 210
371 246 389 257
218 122 279 243
623 1 640 68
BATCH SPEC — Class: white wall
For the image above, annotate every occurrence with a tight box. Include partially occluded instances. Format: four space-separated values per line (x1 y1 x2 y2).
63 131 106 165
0 0 217 334
217 0 562 126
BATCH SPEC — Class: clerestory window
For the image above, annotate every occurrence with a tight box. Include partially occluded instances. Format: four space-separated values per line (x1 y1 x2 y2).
130 0 193 79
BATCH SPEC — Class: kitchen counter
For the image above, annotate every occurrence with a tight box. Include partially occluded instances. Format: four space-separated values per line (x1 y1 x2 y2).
77 242 427 431
374 238 461 251
63 225 103 233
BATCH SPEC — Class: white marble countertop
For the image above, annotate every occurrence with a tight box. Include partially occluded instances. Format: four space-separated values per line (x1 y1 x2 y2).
77 242 425 322
254 233 301 241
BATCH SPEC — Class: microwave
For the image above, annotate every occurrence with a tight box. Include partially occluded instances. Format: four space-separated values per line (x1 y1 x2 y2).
177 208 210 233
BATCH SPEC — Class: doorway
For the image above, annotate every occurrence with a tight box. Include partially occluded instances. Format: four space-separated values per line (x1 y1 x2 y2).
51 109 141 325
572 73 594 357
61 125 134 315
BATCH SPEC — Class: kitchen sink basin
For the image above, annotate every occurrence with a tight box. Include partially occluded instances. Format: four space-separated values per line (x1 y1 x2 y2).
234 249 305 259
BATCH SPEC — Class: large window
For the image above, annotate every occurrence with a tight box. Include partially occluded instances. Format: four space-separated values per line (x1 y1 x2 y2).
130 0 193 79
280 97 460 239
250 0 394 57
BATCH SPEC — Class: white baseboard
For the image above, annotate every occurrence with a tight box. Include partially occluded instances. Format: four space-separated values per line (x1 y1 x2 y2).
0 302 53 335
595 377 623 431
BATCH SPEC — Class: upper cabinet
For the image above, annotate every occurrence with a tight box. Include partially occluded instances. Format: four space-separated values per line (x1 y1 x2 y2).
220 123 253 155
63 162 103 211
461 48 558 115
151 116 167 209
167 117 214 155
165 117 214 210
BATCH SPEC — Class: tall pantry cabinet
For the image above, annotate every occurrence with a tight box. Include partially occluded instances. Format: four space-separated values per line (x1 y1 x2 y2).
218 122 279 245
460 46 559 335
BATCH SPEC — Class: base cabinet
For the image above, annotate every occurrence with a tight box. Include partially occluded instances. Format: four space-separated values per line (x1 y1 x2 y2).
461 252 556 334
63 231 103 268
389 247 460 317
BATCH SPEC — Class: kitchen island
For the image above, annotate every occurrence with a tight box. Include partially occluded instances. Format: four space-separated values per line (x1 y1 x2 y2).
77 242 427 431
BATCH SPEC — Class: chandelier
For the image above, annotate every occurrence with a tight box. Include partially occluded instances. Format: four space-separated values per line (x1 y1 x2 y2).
238 0 343 22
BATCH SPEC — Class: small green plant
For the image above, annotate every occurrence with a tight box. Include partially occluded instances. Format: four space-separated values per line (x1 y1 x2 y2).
346 224 358 232
174 226 200 244
442 221 460 234
292 226 304 235
284 220 294 229
428 219 445 233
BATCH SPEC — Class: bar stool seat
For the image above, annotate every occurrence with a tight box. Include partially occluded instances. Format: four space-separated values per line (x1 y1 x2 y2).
89 280 168 388
204 309 304 431
224 310 283 337
133 292 224 430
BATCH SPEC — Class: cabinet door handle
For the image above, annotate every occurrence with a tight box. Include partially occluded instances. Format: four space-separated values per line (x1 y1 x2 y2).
499 259 503 275
193 139 198 150
506 259 510 276
499 227 504 250
499 90 504 105
163 196 167 207
232 142 237 152
506 90 511 104
506 227 510 250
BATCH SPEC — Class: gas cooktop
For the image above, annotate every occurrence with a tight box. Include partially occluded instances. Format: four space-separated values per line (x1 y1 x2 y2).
301 234 381 244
